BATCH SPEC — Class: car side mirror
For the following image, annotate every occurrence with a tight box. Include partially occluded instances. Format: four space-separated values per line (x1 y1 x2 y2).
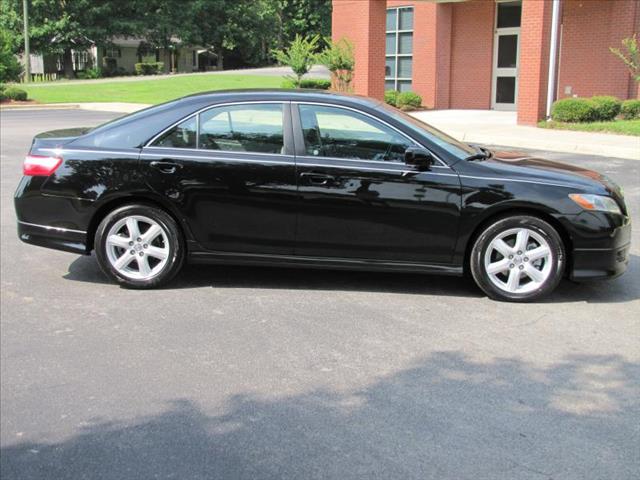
404 147 434 170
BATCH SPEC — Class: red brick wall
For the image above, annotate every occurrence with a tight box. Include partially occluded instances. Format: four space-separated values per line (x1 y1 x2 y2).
449 0 495 109
517 0 553 125
558 0 640 101
332 0 386 99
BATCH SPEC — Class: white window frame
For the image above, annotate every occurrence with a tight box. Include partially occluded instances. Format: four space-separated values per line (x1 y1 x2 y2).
385 6 413 92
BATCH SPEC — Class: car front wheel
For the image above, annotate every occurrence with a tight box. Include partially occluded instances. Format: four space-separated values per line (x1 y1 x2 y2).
470 215 565 302
95 204 185 288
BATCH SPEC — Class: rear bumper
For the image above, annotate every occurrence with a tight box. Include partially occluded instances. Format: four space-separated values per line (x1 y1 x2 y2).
17 221 88 255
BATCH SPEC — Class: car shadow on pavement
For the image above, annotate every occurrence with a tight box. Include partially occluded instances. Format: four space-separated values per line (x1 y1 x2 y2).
63 253 640 303
2 351 638 480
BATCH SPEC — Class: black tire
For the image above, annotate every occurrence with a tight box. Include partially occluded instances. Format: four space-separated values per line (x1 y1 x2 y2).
470 215 565 302
94 204 185 289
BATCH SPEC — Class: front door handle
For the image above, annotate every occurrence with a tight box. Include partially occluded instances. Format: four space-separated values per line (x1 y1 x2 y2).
150 161 182 174
300 172 334 186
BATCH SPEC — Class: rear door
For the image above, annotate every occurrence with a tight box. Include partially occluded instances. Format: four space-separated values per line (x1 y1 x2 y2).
141 101 298 255
292 103 461 264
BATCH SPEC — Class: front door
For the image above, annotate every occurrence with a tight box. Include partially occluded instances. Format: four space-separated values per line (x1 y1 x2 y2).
491 1 522 111
141 102 298 254
292 103 461 265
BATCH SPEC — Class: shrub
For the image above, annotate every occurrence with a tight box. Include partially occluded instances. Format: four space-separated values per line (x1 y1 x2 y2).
590 96 622 120
621 99 640 119
0 82 5 91
0 91 6 102
134 62 164 75
317 37 355 92
281 78 331 89
3 86 27 101
384 90 399 107
550 98 596 122
396 91 422 111
272 34 321 88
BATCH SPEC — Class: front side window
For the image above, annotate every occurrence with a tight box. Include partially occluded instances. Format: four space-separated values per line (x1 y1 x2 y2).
299 105 413 162
199 104 284 154
385 7 413 92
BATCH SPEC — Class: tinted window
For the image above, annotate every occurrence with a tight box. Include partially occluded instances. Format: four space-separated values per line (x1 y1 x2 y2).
153 116 197 148
299 105 412 162
199 104 284 154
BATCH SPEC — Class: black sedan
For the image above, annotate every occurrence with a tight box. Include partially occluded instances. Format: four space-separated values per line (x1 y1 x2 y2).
14 90 631 301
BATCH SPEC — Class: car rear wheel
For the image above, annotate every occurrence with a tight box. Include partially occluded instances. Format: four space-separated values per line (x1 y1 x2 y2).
95 204 185 288
470 215 565 302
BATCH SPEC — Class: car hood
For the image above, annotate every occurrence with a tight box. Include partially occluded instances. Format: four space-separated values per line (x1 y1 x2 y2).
479 149 624 199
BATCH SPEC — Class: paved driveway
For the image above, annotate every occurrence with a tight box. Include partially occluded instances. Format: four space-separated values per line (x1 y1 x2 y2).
1 110 638 480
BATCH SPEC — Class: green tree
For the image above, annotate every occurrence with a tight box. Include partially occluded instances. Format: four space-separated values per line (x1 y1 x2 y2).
274 0 332 49
0 29 22 82
610 34 640 83
272 34 320 87
0 0 138 78
317 37 355 92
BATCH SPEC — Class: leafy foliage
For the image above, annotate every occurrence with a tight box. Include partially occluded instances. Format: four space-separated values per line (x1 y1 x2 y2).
3 85 27 100
134 62 165 75
590 96 622 121
317 37 354 92
551 98 597 122
396 91 422 111
272 34 320 87
0 29 21 82
384 90 399 106
621 99 640 119
281 78 331 89
610 34 640 83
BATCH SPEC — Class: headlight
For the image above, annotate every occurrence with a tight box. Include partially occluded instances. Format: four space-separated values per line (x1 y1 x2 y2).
569 193 622 214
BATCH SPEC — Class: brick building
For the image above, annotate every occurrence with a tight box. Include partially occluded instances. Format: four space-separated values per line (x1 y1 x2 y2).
332 0 640 124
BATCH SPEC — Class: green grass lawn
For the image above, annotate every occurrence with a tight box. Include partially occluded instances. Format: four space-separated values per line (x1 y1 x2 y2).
18 74 285 104
538 119 640 136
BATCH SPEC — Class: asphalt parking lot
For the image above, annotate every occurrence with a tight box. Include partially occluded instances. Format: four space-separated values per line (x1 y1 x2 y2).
1 109 639 480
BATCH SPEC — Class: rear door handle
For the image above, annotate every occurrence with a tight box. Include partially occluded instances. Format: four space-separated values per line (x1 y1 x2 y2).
150 161 182 174
300 172 334 186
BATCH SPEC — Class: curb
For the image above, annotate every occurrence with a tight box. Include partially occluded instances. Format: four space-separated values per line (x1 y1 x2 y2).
1 102 149 113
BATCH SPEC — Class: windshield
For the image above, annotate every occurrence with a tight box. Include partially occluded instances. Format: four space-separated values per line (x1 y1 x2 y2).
379 103 476 158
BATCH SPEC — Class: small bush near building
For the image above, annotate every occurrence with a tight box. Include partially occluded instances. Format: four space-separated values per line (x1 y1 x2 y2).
590 96 622 121
134 62 165 75
77 67 103 80
281 78 331 89
384 90 399 107
550 98 596 122
3 86 28 101
621 99 640 119
396 91 422 111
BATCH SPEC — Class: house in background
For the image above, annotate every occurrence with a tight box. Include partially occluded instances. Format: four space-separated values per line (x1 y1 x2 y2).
332 0 640 124
28 36 204 79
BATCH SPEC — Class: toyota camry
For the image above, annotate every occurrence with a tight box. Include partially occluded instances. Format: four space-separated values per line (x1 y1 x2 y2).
14 90 631 301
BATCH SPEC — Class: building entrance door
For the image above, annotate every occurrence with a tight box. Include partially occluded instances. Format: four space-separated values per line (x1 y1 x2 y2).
492 1 522 110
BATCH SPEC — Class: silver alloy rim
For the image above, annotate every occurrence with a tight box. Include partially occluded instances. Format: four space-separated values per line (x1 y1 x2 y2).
484 227 553 294
105 215 170 280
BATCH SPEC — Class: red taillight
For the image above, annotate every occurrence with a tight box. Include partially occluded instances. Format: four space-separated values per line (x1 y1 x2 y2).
23 155 63 176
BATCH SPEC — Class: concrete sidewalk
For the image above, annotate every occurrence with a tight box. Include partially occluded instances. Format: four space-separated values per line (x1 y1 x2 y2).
410 110 640 160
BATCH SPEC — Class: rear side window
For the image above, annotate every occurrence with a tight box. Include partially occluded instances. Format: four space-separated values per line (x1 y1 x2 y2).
199 104 284 154
153 117 197 148
150 103 285 154
298 104 412 162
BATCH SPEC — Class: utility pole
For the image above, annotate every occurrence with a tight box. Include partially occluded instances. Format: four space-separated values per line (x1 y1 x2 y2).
23 0 31 82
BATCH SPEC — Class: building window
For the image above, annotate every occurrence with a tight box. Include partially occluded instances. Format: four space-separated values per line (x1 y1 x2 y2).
385 6 413 92
104 47 121 58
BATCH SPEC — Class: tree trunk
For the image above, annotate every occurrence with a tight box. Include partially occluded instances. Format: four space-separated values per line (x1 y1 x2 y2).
216 51 224 71
63 48 75 79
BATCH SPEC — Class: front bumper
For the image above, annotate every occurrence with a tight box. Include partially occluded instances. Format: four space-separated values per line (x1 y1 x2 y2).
567 212 632 281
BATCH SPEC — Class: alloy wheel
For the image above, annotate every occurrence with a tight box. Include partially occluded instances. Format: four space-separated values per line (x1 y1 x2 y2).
105 215 170 280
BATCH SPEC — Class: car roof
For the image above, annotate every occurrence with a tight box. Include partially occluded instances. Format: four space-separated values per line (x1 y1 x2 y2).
178 89 383 109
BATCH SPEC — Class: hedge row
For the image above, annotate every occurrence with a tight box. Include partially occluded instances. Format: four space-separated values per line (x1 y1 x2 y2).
134 62 165 75
281 78 331 90
0 84 28 101
551 96 640 122
384 90 422 111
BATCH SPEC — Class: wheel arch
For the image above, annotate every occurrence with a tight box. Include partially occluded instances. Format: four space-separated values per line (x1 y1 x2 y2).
86 194 191 252
462 206 573 276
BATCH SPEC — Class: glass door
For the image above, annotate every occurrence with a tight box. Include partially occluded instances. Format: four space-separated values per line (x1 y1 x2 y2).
492 1 522 110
